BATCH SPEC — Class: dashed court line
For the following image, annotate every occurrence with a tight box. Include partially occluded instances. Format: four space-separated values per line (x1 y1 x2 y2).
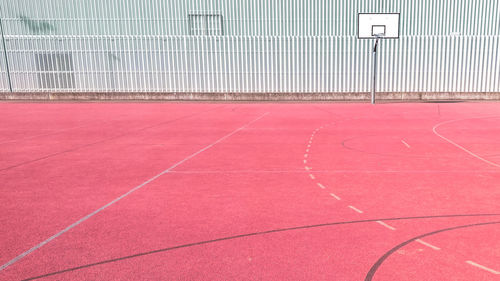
348 206 363 214
401 139 411 148
466 261 500 275
329 193 341 200
375 220 396 230
305 122 498 276
416 239 440 250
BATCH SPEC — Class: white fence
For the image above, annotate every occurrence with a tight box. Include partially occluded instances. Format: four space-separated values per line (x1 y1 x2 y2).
2 35 499 93
0 0 499 93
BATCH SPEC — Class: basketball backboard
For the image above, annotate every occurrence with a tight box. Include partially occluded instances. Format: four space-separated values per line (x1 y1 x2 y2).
358 13 400 39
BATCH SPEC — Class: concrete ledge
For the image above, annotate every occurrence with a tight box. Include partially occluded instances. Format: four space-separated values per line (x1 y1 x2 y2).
1 92 500 101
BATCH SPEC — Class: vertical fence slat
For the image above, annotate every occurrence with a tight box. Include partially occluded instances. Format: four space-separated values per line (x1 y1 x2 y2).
0 0 498 94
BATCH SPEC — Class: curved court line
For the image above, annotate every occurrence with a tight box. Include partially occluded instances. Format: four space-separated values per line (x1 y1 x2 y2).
433 116 500 168
20 214 500 280
0 105 225 173
364 220 500 281
310 119 499 280
0 112 269 272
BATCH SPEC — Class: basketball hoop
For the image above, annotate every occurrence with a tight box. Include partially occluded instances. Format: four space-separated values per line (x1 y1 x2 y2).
358 13 400 104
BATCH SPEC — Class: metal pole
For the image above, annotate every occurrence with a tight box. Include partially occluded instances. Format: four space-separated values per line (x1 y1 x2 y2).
371 37 379 104
0 15 12 92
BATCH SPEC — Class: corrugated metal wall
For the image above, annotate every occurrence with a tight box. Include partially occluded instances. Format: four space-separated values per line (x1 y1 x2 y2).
0 0 499 93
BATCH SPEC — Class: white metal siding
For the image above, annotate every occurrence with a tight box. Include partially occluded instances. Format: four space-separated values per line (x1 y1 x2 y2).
0 0 499 93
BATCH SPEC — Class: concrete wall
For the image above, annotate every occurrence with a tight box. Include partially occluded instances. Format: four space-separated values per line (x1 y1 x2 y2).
3 91 500 102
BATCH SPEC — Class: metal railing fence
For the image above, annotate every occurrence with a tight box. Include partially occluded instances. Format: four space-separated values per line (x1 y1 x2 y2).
0 0 499 93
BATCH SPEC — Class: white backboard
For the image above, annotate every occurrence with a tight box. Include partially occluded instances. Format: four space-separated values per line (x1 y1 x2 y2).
358 13 400 39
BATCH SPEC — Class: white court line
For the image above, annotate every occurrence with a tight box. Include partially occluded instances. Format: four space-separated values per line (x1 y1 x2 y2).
305 166 311 170
0 112 270 272
348 206 363 214
304 154 308 158
415 239 440 250
317 183 325 189
401 140 411 148
375 220 396 230
303 159 307 164
433 117 500 168
329 193 341 200
466 261 500 275
309 174 315 179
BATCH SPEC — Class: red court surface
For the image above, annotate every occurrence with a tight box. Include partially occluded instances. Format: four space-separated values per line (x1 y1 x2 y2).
1 102 499 280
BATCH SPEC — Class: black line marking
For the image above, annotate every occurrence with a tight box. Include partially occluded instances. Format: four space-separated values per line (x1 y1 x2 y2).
22 214 500 280
364 221 500 281
0 105 224 173
0 122 94 146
